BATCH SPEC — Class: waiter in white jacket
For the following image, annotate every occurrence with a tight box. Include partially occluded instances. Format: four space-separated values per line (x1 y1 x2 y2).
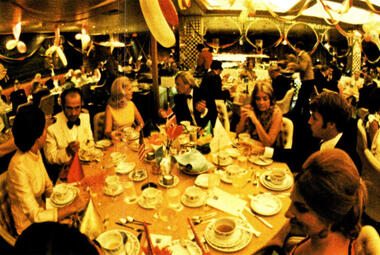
44 87 94 167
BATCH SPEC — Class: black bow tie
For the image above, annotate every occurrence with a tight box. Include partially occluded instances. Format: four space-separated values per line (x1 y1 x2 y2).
67 119 81 129
185 94 192 99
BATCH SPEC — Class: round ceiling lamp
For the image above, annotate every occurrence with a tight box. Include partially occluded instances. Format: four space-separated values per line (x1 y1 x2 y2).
285 22 319 54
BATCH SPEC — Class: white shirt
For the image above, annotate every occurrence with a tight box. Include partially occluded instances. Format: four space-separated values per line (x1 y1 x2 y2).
320 133 343 151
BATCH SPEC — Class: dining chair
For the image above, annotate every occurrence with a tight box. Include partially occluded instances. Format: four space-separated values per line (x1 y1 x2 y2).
356 225 380 255
93 111 105 141
276 88 295 115
356 118 368 168
16 101 33 112
362 148 380 223
38 94 55 118
277 117 294 149
215 99 230 132
0 171 17 246
357 107 369 121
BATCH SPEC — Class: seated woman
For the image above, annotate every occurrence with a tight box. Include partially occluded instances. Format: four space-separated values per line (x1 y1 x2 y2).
285 149 367 255
104 76 144 140
7 105 89 234
235 80 282 147
366 88 380 146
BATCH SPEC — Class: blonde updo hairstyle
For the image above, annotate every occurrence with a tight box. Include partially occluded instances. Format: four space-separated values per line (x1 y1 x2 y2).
109 76 131 108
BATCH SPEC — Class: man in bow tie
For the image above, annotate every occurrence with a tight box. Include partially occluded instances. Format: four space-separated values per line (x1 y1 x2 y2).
173 71 217 128
44 87 94 169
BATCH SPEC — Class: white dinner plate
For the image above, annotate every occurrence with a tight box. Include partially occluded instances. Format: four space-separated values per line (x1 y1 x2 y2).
97 229 140 255
169 239 202 255
51 184 78 206
104 184 124 197
115 162 136 175
249 156 273 166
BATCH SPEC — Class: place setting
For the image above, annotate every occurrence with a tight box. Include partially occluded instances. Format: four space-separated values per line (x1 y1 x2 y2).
104 175 124 197
248 155 273 166
181 186 208 208
96 229 140 255
259 168 294 191
220 164 246 184
115 161 136 175
137 187 163 209
128 168 148 182
50 183 78 208
203 216 253 252
249 193 282 216
95 139 113 149
158 174 179 188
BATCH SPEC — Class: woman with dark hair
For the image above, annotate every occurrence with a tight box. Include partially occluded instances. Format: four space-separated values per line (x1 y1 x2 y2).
104 76 144 140
7 105 89 234
236 80 282 147
286 148 367 255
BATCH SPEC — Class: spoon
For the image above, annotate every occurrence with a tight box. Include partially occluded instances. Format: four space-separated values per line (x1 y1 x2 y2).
120 217 151 225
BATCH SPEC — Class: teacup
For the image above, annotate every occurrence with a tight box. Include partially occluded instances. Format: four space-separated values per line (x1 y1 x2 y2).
213 217 237 240
183 186 201 202
105 175 120 193
226 165 244 178
98 231 124 255
268 169 286 185
53 185 70 201
141 187 160 204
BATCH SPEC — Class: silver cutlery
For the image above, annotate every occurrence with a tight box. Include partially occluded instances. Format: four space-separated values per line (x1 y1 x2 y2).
120 216 151 225
244 207 273 229
115 222 144 232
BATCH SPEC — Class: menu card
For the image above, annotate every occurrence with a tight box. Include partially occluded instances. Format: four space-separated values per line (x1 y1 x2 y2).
206 188 247 216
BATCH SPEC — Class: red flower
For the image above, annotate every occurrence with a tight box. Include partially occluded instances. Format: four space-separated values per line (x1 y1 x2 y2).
166 125 183 140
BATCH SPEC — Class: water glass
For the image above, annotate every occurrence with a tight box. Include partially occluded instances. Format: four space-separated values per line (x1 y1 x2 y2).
232 170 250 197
123 181 137 204
166 188 183 211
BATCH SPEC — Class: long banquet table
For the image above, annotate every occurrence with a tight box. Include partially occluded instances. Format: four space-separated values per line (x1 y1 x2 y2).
80 140 292 255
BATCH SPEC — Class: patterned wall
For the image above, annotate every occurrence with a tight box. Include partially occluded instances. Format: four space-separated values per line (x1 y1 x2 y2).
179 16 203 70
352 33 362 73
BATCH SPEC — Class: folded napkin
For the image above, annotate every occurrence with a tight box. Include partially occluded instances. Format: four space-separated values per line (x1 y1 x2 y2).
175 149 213 173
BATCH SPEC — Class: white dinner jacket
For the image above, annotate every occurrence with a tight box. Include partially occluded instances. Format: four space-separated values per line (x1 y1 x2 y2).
44 111 94 165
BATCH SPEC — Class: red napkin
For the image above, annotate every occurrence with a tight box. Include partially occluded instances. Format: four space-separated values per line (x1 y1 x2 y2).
67 153 84 183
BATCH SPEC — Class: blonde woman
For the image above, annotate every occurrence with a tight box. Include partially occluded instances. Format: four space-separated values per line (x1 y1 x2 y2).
104 76 144 140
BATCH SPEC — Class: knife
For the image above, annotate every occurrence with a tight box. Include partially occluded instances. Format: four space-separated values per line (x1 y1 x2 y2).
244 207 273 229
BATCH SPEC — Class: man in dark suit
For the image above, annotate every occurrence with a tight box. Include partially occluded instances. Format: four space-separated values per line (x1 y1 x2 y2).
268 66 292 101
269 91 361 172
173 71 217 128
200 60 231 101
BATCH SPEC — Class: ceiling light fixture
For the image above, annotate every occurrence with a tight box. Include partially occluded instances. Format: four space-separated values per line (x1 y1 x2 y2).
5 22 27 53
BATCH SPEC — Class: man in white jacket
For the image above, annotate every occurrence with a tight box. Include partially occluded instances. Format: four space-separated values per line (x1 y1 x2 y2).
44 87 94 166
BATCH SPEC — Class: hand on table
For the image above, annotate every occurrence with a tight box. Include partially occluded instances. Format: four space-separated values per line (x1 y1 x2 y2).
71 189 90 212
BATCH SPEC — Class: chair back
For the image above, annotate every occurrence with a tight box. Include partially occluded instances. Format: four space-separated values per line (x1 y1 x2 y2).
357 118 368 167
362 148 380 222
276 88 295 115
93 111 105 141
38 94 55 117
215 100 230 132
277 117 294 149
16 101 33 112
0 172 17 246
80 84 91 106
356 225 380 255
357 107 369 121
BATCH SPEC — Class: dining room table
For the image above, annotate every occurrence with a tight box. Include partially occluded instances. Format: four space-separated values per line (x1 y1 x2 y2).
69 133 293 255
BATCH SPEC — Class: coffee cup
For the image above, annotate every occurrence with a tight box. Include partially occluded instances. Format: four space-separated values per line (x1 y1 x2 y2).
141 187 160 204
268 169 286 185
105 175 120 193
226 165 243 178
213 217 237 239
53 185 70 201
184 186 201 202
98 231 124 255
162 175 174 185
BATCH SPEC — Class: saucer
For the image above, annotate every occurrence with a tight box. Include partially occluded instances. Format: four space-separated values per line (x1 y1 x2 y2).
104 184 124 196
181 190 207 208
249 156 273 166
115 162 136 175
158 175 179 188
260 170 293 191
95 139 113 149
194 174 210 188
212 154 233 166
204 217 253 252
51 184 78 206
225 148 240 158
96 229 140 255
129 169 148 182
137 195 162 209
170 239 202 255
250 193 282 216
